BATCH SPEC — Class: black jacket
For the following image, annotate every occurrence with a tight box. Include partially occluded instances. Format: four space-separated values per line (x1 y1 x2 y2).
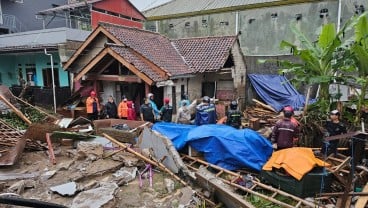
105 101 117 118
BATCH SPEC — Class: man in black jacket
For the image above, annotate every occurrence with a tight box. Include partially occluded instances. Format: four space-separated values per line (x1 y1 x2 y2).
321 110 347 156
105 96 117 119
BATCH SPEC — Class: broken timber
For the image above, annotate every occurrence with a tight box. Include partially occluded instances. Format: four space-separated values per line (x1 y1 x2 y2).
102 133 188 186
181 154 320 208
0 94 31 125
0 119 26 166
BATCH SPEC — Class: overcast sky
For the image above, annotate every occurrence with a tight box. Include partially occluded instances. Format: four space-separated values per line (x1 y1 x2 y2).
130 0 171 11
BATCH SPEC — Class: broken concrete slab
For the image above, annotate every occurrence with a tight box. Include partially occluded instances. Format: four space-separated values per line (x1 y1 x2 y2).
178 187 195 207
138 127 190 175
164 178 175 194
50 181 78 196
40 170 57 181
112 167 137 186
71 182 118 208
111 152 142 167
71 159 124 181
0 172 39 181
76 141 104 161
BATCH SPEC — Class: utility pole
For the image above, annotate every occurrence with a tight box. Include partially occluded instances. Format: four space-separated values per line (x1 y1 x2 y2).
44 48 57 114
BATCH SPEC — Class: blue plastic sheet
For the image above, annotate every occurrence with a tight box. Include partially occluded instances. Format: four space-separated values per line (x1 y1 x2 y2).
152 123 273 171
248 74 315 112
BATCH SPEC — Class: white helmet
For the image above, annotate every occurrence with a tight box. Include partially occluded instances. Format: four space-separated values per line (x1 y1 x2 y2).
147 93 154 99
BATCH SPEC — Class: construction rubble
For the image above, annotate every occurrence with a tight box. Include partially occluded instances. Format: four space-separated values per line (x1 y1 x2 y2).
0 89 368 208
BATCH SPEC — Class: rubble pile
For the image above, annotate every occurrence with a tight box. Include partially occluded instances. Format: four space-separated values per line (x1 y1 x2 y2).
0 92 367 208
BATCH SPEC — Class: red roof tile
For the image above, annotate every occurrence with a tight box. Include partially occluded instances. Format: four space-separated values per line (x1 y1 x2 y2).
172 36 237 73
109 45 166 82
103 24 193 77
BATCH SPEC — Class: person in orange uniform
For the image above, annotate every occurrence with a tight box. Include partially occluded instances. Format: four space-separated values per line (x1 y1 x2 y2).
118 96 128 119
86 90 100 121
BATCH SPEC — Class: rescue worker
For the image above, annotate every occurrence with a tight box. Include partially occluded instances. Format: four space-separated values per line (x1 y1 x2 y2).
271 106 299 150
147 93 160 120
321 110 347 156
105 95 117 119
226 100 242 129
160 97 173 122
176 99 197 124
86 90 100 121
118 96 128 119
195 96 217 126
140 97 155 123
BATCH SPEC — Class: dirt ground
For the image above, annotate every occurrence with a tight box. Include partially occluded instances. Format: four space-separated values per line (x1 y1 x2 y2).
0 144 197 208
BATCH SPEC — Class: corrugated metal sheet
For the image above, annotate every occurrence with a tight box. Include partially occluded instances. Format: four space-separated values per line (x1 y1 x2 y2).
0 28 91 48
144 0 280 17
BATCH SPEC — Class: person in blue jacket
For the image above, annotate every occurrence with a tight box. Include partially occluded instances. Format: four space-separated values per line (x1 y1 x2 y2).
195 96 217 125
147 93 160 120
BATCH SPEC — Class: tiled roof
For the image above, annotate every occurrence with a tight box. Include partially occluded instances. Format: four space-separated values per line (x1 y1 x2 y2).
144 0 295 18
109 45 166 82
172 36 237 73
103 24 193 77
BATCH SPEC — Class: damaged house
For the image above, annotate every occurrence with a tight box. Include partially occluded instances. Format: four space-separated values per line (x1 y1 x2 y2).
63 23 246 114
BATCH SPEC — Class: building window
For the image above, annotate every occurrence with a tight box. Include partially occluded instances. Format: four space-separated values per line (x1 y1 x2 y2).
25 64 36 86
169 23 174 29
220 21 229 26
148 25 156 32
320 8 329 18
185 22 190 28
355 5 365 15
42 68 60 88
271 13 278 18
202 19 208 27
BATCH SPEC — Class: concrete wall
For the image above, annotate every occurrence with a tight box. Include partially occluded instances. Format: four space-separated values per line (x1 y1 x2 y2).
145 0 368 56
0 51 69 87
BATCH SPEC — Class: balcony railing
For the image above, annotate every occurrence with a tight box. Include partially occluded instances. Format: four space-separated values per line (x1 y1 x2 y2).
0 14 27 33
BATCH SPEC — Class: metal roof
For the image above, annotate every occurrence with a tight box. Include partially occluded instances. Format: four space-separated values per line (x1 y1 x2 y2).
0 27 91 49
143 0 323 19
37 0 103 15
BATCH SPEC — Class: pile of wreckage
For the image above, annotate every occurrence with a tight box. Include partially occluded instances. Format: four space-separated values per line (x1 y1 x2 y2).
0 86 368 208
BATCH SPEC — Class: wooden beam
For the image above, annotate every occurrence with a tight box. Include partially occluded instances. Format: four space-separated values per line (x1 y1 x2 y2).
355 183 368 208
63 26 123 70
107 48 154 85
0 95 32 125
86 74 142 83
74 48 109 81
96 59 115 75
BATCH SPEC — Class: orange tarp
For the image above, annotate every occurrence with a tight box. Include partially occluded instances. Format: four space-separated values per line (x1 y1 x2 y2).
262 147 330 180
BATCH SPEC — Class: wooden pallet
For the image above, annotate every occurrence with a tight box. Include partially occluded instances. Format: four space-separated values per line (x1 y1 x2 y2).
181 154 321 208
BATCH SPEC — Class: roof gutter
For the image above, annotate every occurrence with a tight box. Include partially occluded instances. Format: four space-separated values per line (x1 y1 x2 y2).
146 0 335 21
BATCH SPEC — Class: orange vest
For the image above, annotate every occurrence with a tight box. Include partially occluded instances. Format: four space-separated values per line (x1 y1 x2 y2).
86 96 100 114
118 101 128 118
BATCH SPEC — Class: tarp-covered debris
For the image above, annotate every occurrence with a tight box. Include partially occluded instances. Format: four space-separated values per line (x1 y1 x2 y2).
248 74 315 112
152 123 273 171
262 147 330 180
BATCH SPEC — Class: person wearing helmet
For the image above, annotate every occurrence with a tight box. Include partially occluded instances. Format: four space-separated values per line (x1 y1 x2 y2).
159 97 173 122
195 96 217 126
226 100 242 129
176 99 197 124
86 90 100 121
147 93 160 119
321 110 347 156
270 106 299 150
140 97 155 123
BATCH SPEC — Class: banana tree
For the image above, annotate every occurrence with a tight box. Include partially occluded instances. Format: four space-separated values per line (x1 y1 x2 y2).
348 13 368 124
278 22 346 105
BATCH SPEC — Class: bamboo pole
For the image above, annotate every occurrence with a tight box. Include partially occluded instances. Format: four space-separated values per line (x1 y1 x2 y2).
102 133 188 186
0 95 32 125
13 96 58 120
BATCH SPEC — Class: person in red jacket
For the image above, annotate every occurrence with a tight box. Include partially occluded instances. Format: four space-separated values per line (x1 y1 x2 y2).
271 106 299 150
127 100 136 120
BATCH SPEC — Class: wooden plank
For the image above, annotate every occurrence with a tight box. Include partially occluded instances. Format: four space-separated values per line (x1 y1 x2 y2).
355 183 368 208
74 48 109 81
252 99 277 112
195 167 256 208
0 95 31 125
86 74 142 83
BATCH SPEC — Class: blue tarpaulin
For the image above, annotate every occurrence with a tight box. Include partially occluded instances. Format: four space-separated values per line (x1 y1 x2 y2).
152 122 273 171
248 74 315 112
